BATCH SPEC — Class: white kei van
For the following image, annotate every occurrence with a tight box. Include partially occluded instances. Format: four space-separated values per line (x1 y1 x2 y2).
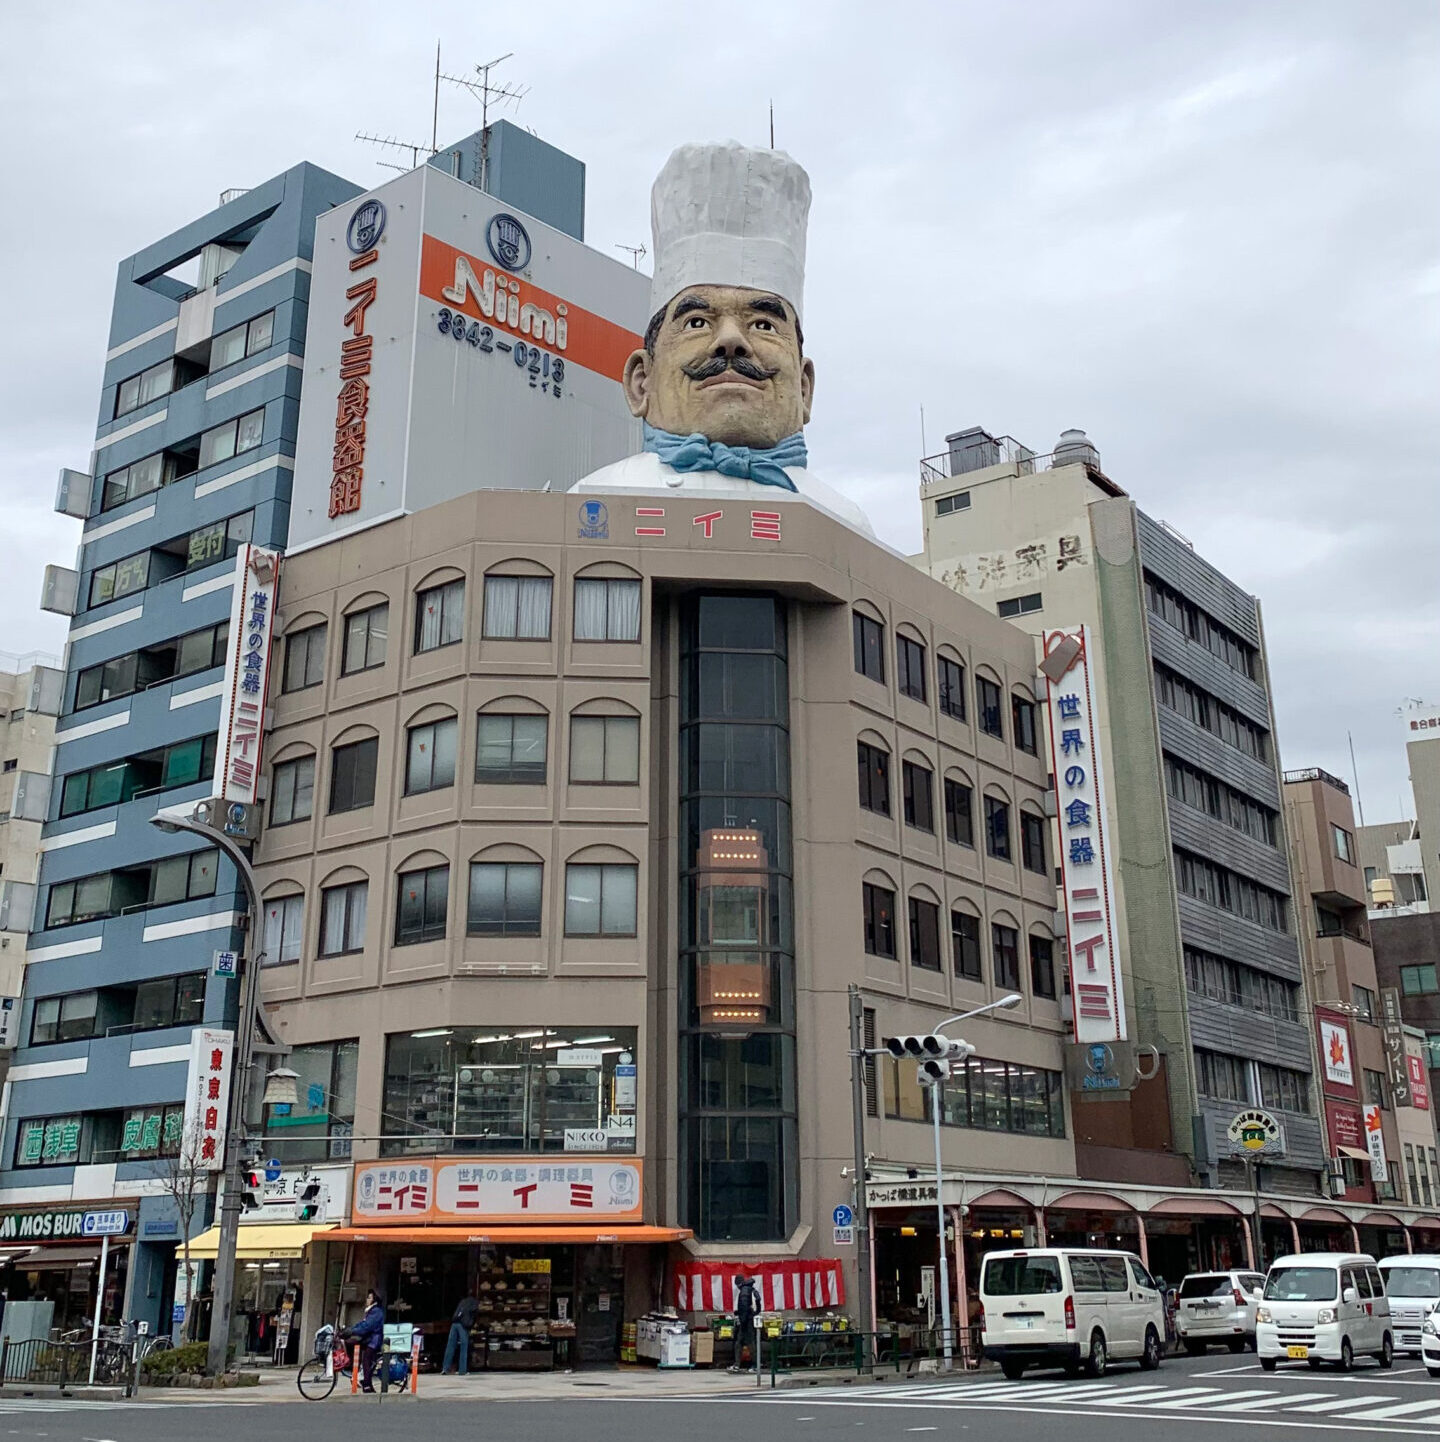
979 1248 1166 1379
1256 1253 1393 1371
1378 1254 1440 1355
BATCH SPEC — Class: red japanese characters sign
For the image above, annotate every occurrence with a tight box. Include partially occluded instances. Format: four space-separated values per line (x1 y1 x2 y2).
1042 626 1127 1043
329 245 379 518
181 1027 234 1172
351 1158 644 1225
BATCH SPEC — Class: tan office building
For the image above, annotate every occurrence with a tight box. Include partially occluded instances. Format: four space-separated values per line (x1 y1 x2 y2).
250 484 1071 1356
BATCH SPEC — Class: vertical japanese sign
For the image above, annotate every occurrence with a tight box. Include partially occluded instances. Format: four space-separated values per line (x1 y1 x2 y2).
1362 1103 1388 1183
182 1028 234 1172
1042 626 1127 1043
1380 987 1414 1108
330 200 384 518
213 545 280 806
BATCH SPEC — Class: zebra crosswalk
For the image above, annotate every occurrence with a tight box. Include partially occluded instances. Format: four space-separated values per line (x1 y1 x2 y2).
737 1374 1440 1431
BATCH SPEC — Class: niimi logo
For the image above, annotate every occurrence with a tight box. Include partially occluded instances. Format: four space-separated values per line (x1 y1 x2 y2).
486 212 532 273
577 501 608 540
347 199 387 254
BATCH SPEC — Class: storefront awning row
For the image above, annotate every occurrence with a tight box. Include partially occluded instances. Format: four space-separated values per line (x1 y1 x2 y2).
186 1224 335 1260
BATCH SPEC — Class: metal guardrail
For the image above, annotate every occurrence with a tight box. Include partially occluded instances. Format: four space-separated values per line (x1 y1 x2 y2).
1282 767 1351 795
763 1324 983 1386
0 1337 137 1393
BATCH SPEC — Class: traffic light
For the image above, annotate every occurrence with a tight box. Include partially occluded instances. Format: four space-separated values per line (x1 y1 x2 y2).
295 1179 324 1223
885 1035 976 1082
240 1168 264 1212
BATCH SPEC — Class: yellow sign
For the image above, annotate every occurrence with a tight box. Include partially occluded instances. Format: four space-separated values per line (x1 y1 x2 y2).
511 1258 552 1274
1238 1124 1269 1152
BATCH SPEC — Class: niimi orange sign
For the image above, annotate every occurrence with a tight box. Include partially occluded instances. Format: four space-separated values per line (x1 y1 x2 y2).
419 235 640 384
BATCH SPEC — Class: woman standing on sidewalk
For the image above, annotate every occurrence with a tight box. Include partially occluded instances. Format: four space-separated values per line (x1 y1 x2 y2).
347 1290 385 1392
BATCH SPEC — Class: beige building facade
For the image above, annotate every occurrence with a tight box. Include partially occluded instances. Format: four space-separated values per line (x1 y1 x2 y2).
252 486 1068 1350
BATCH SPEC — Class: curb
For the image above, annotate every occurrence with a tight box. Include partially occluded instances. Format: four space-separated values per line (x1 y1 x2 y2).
0 1384 129 1401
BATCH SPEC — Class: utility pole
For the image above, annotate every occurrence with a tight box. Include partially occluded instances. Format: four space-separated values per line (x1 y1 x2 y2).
151 804 266 1377
847 985 874 1341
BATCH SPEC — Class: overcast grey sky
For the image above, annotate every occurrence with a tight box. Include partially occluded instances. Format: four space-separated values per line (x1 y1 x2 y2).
2 1 1435 819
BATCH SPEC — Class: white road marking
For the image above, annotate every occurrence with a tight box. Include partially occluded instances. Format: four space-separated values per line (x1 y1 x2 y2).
1145 1388 1276 1409
1267 1393 1400 1413
1208 1391 1333 1411
1339 1398 1440 1421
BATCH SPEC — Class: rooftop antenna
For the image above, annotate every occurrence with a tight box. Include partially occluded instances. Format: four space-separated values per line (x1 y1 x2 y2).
769 100 775 148
920 405 928 457
614 243 647 269
440 52 528 194
1347 730 1366 826
432 40 441 152
354 132 433 173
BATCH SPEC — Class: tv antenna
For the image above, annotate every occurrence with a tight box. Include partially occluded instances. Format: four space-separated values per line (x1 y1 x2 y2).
353 132 434 173
439 52 529 193
614 243 647 269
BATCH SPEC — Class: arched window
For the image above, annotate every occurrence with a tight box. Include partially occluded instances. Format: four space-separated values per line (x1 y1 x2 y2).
483 561 553 640
340 593 389 675
574 563 642 643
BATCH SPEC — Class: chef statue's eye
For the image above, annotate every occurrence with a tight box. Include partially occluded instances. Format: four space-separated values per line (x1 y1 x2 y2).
754 319 775 331
684 316 707 329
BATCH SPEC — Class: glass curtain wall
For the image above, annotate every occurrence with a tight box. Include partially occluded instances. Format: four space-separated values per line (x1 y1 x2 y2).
678 595 797 1241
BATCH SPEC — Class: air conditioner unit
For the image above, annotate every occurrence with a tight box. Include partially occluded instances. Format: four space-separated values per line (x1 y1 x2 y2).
41 566 79 618
0 882 34 933
54 469 92 519
11 773 50 823
27 667 63 717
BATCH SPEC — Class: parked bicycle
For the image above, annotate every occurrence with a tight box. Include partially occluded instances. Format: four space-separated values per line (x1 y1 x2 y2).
296 1324 349 1400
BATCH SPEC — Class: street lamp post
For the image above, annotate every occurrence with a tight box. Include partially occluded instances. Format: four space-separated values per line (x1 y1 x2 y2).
889 993 1022 1370
151 803 266 1379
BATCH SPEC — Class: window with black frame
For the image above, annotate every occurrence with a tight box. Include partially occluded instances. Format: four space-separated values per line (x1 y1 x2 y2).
381 1026 638 1156
857 741 889 815
977 675 1004 738
476 712 548 784
897 633 927 702
395 864 449 945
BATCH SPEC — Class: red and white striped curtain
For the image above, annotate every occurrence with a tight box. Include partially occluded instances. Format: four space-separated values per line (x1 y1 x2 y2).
672 1259 846 1313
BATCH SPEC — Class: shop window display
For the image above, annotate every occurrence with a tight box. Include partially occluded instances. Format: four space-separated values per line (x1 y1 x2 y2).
381 1027 638 1156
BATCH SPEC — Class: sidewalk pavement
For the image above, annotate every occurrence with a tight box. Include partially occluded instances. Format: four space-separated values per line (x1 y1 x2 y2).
140 1361 948 1404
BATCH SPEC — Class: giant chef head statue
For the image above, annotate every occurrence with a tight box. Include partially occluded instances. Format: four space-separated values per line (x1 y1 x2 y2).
625 142 813 454
575 141 872 534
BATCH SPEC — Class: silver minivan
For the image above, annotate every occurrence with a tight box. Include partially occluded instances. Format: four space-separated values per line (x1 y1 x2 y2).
1378 1255 1440 1355
1177 1270 1265 1353
980 1248 1166 1379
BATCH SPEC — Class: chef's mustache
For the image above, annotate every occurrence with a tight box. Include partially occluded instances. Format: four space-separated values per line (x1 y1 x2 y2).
682 355 779 382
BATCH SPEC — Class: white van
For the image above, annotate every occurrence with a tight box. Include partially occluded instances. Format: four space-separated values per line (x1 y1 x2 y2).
979 1248 1166 1379
1378 1254 1440 1355
1256 1253 1393 1371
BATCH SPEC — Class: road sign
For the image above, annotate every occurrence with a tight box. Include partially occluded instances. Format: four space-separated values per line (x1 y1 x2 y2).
264 1158 283 1182
1227 1107 1285 1156
833 1225 855 1246
81 1210 130 1238
832 1203 854 1228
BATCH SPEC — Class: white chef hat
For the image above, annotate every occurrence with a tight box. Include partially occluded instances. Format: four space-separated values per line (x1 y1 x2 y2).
649 140 812 325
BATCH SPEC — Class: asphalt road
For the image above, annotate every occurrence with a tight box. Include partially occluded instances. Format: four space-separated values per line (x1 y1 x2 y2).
3 1352 1440 1440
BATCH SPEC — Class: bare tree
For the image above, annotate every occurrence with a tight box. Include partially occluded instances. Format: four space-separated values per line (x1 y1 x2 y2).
154 1133 214 1344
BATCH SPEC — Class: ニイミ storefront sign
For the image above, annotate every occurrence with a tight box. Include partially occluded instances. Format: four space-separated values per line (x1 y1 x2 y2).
351 1156 645 1225
213 545 280 806
1042 626 1126 1043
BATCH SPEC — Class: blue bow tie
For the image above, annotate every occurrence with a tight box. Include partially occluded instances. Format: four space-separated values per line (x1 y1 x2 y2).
643 424 805 493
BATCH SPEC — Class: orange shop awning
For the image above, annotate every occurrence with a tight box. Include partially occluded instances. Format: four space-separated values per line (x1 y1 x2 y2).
325 1226 691 1245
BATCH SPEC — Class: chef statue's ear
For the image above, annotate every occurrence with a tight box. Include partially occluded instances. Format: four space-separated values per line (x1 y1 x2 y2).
800 356 815 426
622 348 652 420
